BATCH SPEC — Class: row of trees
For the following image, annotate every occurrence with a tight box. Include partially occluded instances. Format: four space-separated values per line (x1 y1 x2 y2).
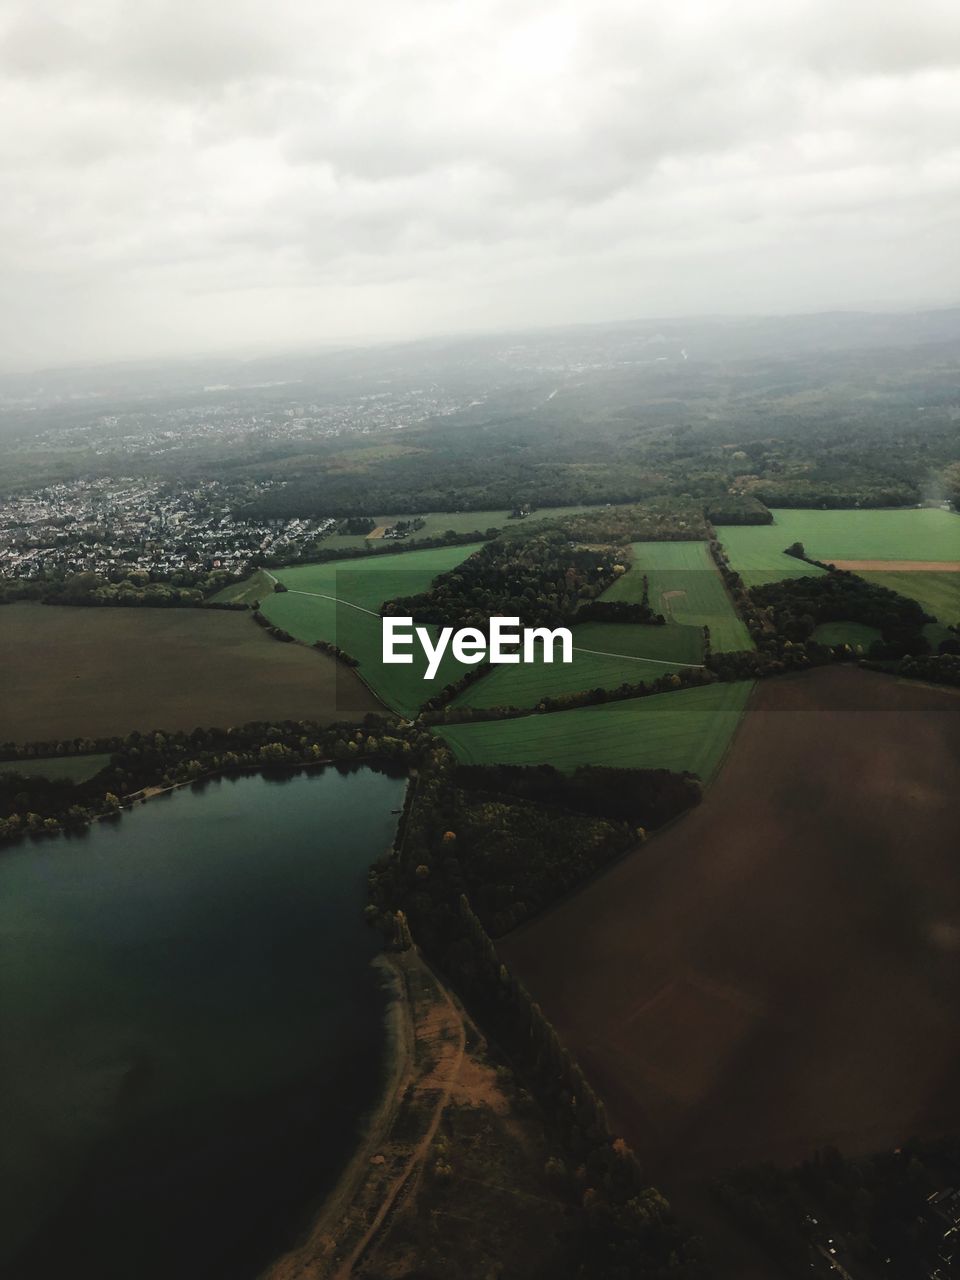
421 663 715 726
370 749 707 1276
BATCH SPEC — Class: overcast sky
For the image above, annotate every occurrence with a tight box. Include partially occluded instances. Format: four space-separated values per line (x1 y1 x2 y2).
1 0 958 370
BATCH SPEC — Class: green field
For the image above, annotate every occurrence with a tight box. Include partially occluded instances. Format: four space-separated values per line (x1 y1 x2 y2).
259 544 482 716
810 621 881 649
717 509 960 587
319 505 597 551
437 681 755 780
858 570 960 631
210 568 277 606
600 541 753 651
0 754 111 783
453 621 704 710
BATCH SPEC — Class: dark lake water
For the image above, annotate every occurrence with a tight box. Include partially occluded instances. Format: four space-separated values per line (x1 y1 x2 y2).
0 768 406 1279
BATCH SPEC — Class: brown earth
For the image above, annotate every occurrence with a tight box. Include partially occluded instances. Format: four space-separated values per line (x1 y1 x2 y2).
501 667 960 1191
264 950 565 1280
0 602 380 742
828 559 960 571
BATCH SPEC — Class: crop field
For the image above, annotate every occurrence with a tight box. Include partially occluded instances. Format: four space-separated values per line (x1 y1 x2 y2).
318 505 597 550
453 621 704 710
0 754 111 783
599 541 752 652
259 544 482 716
717 508 960 587
858 569 960 630
810 621 881 649
0 604 379 743
437 681 754 779
210 568 277 607
500 667 960 1187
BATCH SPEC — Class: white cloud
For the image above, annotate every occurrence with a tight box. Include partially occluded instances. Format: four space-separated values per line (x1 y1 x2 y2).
0 0 958 367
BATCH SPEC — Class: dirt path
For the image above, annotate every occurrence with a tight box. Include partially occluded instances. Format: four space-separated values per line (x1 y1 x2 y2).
336 954 466 1279
262 948 469 1280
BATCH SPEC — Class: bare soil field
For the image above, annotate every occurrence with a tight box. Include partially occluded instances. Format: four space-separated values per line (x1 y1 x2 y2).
829 558 960 571
0 603 379 742
501 667 960 1188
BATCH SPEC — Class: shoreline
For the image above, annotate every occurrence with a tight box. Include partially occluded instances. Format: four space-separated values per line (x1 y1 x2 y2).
261 946 469 1280
258 951 416 1280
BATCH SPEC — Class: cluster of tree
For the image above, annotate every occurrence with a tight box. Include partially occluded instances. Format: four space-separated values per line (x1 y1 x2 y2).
754 480 919 508
386 516 426 536
704 495 773 524
0 566 241 609
550 498 709 544
750 572 932 656
454 763 702 831
421 664 716 726
384 533 624 629
338 515 376 535
576 598 665 625
0 716 427 847
714 1140 960 1278
251 610 295 642
897 651 960 687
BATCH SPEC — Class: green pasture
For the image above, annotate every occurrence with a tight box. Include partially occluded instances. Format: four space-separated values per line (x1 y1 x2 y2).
258 544 482 716
811 621 881 650
601 541 753 651
858 570 960 631
717 508 960 586
210 568 277 606
453 621 704 711
437 681 755 781
0 754 111 784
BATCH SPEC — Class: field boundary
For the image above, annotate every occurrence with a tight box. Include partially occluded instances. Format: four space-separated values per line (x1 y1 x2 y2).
829 559 960 572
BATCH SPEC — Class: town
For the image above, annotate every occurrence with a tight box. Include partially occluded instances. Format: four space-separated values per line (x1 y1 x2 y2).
0 477 336 581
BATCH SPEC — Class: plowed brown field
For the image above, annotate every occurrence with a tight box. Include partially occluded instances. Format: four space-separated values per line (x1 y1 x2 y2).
501 667 960 1185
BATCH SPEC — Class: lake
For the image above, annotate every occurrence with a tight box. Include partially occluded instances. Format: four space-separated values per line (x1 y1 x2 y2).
0 767 406 1279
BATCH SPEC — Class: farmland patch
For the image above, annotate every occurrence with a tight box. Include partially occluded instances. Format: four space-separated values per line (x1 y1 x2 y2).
500 667 960 1185
0 604 379 743
601 541 752 652
437 681 754 779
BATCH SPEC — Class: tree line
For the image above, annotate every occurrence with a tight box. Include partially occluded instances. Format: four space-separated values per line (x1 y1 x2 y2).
369 747 707 1278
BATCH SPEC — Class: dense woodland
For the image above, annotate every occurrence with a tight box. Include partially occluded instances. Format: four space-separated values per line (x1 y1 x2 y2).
383 533 624 628
750 572 934 656
0 566 238 607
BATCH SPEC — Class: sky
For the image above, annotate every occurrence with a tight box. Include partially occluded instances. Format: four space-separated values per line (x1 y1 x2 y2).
1 0 959 370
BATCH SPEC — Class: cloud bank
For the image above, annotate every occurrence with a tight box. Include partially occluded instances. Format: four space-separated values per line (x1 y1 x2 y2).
1 0 958 367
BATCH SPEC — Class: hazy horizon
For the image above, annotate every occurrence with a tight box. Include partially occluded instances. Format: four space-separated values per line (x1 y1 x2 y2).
2 0 959 370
